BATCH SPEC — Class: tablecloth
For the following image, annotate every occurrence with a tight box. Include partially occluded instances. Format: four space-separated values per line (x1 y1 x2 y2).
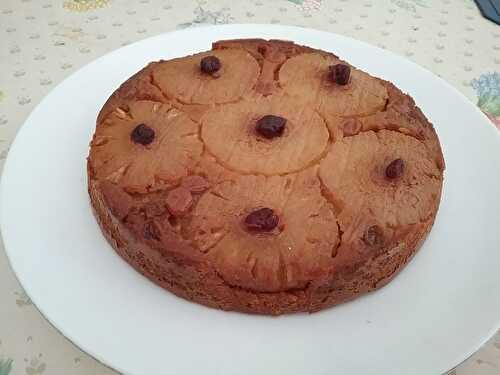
0 1 499 374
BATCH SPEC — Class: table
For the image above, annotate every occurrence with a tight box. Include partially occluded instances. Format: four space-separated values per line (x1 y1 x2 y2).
0 1 499 374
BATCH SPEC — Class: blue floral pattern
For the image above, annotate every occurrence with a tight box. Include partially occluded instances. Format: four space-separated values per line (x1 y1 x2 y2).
177 2 233 29
287 0 322 11
391 0 427 12
0 358 13 375
471 72 500 128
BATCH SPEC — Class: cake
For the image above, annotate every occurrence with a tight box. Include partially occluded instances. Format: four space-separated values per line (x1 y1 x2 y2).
87 39 445 315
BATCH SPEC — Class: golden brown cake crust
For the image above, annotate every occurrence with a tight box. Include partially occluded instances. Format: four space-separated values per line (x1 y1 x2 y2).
88 39 444 315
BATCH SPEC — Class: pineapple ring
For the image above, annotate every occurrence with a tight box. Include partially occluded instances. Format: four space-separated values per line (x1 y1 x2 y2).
152 49 260 105
279 52 388 118
319 130 442 252
201 94 330 175
89 101 203 193
187 167 339 292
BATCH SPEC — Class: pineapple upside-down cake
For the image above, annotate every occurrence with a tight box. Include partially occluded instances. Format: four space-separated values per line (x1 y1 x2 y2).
88 39 444 315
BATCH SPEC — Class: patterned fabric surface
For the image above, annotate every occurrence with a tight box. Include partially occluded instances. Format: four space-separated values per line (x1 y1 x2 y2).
0 0 499 374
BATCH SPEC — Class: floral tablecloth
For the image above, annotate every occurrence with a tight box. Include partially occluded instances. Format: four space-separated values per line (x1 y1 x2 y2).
0 1 499 374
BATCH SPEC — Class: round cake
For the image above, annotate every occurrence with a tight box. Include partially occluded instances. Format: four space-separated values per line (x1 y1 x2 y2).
88 39 445 315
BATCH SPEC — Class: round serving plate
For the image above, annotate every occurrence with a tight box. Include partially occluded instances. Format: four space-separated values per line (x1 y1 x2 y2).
1 24 499 375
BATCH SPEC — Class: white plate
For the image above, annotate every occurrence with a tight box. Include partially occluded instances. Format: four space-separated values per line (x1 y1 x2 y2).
1 24 499 375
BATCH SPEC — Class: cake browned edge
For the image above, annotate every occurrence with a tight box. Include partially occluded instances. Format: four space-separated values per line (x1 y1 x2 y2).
87 38 444 315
